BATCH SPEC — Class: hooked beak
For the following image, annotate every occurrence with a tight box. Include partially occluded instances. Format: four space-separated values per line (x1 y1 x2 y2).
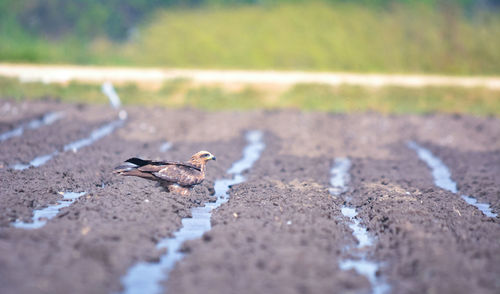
211 155 216 161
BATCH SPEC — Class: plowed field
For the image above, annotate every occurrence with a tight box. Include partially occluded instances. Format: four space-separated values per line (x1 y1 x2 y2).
0 99 499 294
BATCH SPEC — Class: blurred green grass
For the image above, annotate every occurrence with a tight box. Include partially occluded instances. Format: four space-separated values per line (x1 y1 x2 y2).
2 2 500 75
119 2 500 74
279 83 500 115
1 77 498 116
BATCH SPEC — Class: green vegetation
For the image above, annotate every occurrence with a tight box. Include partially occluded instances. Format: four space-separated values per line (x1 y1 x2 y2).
1 1 500 75
279 84 500 115
1 77 499 116
1 0 491 40
118 2 500 74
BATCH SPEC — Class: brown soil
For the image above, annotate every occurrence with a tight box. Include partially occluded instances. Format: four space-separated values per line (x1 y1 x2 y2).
0 100 498 294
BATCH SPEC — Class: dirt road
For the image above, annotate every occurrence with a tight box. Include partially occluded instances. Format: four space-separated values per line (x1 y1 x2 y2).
0 99 499 294
1 63 500 89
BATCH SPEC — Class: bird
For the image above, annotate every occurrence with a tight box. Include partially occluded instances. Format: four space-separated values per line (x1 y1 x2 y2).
114 151 216 196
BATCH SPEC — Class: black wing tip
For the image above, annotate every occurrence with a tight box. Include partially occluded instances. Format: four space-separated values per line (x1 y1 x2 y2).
125 157 150 166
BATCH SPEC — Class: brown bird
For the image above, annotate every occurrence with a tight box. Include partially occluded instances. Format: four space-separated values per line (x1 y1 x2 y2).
114 151 216 196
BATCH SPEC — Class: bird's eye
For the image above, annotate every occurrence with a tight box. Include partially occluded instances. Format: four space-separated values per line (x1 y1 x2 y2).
202 153 211 158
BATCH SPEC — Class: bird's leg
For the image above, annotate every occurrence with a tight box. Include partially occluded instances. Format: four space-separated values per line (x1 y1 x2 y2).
159 182 172 193
168 184 191 196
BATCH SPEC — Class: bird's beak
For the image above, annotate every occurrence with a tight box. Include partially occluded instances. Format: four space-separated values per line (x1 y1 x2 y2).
211 155 216 161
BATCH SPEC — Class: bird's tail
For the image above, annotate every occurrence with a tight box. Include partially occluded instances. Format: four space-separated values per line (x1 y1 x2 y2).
114 157 151 175
114 157 158 180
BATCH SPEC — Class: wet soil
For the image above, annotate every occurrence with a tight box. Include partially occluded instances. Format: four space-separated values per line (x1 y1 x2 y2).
0 100 499 294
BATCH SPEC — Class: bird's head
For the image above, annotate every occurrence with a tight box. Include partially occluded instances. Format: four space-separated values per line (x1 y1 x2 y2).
190 150 216 166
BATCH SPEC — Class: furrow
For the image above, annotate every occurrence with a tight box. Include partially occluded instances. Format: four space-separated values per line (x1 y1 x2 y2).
330 157 390 294
164 134 369 294
0 130 247 294
0 111 63 142
346 143 500 294
408 141 497 218
11 192 86 229
0 106 119 167
9 118 124 170
409 114 500 216
120 130 265 294
0 100 66 133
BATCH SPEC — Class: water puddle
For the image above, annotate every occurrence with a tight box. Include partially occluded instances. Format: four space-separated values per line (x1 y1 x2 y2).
341 206 373 248
330 157 389 294
12 192 86 229
329 157 351 195
121 130 265 294
63 120 124 153
0 111 63 142
407 141 497 218
11 151 59 170
12 119 124 170
407 141 457 193
339 259 389 294
102 82 122 109
461 195 497 218
102 82 128 120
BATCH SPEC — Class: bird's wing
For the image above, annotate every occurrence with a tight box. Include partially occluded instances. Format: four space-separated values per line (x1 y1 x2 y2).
154 164 204 186
126 158 200 171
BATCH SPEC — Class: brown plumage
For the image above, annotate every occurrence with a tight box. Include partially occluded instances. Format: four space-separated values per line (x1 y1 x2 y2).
114 151 216 196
